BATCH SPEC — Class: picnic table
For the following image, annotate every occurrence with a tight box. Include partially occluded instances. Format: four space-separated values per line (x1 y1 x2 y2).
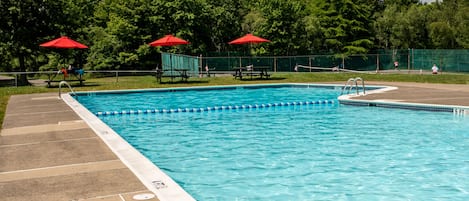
233 65 271 80
44 69 85 87
156 68 190 83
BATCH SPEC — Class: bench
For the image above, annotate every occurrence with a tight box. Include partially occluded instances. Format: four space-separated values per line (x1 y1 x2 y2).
156 69 189 83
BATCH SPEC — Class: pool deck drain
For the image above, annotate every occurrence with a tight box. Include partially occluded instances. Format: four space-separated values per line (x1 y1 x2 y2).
1 82 469 201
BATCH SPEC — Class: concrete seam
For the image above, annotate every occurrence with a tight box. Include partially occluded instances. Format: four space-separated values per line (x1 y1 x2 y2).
0 136 99 148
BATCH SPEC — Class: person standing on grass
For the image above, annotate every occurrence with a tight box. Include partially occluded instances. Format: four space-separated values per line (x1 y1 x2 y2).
432 64 439 74
394 61 399 70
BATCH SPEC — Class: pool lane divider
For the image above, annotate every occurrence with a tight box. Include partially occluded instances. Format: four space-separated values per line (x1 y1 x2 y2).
95 99 336 116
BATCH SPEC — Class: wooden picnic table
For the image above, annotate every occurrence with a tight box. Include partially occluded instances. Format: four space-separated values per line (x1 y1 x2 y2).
44 70 85 87
233 66 271 80
156 68 190 83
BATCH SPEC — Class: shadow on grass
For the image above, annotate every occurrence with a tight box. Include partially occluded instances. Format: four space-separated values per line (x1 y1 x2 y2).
45 82 102 89
238 77 286 81
158 80 210 84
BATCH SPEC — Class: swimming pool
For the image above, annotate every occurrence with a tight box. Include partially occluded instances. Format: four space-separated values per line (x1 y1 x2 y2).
71 84 469 201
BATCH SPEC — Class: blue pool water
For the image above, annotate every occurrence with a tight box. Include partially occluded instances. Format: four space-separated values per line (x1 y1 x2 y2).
76 85 469 201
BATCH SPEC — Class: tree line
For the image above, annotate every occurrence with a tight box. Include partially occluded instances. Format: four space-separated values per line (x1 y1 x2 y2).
1 0 468 75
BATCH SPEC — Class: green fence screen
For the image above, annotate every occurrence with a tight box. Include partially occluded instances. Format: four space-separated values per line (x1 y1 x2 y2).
161 53 200 76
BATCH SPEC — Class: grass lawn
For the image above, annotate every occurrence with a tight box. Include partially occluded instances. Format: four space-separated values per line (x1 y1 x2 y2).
1 72 469 129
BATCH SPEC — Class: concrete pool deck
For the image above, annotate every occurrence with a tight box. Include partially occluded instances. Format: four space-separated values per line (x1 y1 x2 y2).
347 81 469 107
0 93 159 201
1 82 468 201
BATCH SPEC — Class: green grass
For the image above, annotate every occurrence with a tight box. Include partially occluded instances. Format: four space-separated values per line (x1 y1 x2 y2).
1 72 469 129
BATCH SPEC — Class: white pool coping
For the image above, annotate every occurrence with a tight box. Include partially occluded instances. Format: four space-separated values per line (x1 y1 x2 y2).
62 94 196 201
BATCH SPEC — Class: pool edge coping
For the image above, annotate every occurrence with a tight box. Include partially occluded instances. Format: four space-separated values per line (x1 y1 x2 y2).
62 94 196 201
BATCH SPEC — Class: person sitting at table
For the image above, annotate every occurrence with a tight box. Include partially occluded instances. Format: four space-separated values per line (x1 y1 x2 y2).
76 68 85 76
67 64 76 74
58 67 68 77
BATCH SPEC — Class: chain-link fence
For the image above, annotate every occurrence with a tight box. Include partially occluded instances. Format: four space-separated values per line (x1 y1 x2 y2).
200 49 469 73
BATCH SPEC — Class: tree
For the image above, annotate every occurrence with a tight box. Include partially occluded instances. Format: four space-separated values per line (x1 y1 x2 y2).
315 0 374 54
0 0 67 84
374 4 399 49
255 0 309 55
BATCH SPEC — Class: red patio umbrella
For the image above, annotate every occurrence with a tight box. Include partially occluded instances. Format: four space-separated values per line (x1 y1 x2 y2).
149 34 190 47
40 36 88 49
149 34 190 81
228 33 270 45
40 36 88 73
229 33 270 68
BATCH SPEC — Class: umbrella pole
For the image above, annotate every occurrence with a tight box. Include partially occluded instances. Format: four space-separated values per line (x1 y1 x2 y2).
170 53 174 82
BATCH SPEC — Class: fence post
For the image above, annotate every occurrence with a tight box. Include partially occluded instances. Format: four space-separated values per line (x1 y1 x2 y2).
116 71 119 82
274 57 277 72
342 55 345 69
376 53 380 73
408 48 411 72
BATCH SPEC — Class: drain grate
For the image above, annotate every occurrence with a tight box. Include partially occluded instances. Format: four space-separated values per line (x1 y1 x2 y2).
132 193 156 200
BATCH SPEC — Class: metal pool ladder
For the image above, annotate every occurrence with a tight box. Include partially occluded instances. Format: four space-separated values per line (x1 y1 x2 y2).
58 81 77 99
341 77 366 95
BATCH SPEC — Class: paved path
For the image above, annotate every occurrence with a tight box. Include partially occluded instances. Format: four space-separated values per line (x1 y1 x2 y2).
0 93 158 201
350 82 469 106
0 82 468 201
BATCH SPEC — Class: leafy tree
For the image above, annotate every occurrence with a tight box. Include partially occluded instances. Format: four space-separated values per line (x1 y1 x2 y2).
88 0 155 70
453 4 469 48
0 0 67 84
255 0 309 56
315 0 374 54
374 4 399 49
429 21 455 48
383 4 431 49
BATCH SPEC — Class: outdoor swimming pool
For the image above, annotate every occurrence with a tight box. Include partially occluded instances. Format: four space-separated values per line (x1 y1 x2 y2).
75 84 469 201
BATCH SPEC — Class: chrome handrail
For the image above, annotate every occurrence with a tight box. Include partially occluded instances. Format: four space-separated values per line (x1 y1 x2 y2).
59 81 77 99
